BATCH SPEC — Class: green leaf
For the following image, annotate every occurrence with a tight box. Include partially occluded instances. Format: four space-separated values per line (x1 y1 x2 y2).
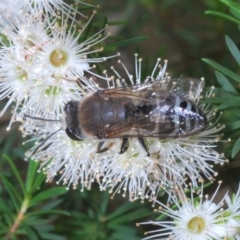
109 209 151 225
99 192 109 215
230 7 240 20
1 134 16 157
205 10 240 25
22 223 38 240
2 212 15 227
3 155 25 194
39 232 66 240
107 20 128 26
218 98 240 110
220 0 240 17
0 175 22 211
33 224 54 232
29 187 67 207
228 120 240 131
0 198 12 213
225 35 240 65
110 226 139 240
26 160 40 193
97 16 107 29
32 171 46 191
81 16 94 42
107 36 148 48
106 202 139 221
24 217 49 226
41 199 64 210
202 58 240 83
26 209 70 218
70 212 92 224
232 135 240 158
215 71 237 94
200 97 237 104
0 228 8 235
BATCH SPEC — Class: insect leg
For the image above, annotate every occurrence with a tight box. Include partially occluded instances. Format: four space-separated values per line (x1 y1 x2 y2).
119 138 129 154
119 79 127 88
144 76 154 83
96 141 109 153
138 137 150 156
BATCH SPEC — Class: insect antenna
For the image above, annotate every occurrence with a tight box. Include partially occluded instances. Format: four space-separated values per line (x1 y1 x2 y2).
30 128 62 157
24 114 61 122
23 114 62 157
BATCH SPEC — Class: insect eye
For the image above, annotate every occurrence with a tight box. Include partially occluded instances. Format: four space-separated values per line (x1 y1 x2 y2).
65 127 82 141
64 101 78 114
191 105 196 113
180 101 188 109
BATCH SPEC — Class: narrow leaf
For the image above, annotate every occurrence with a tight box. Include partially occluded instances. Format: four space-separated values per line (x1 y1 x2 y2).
3 155 25 194
107 36 148 48
24 217 49 225
109 209 151 224
200 97 237 104
0 198 12 213
106 203 140 221
41 199 64 210
111 227 139 240
225 35 240 65
108 20 128 26
100 192 109 215
38 232 66 240
26 209 70 217
228 120 240 131
29 187 67 207
215 71 237 94
81 16 93 42
232 135 240 158
230 7 240 20
218 98 240 110
205 10 240 25
26 160 40 193
22 223 38 240
0 176 22 211
202 58 240 83
32 171 46 191
220 0 240 17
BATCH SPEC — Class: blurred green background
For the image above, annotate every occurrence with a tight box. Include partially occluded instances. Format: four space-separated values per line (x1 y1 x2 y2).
96 0 238 85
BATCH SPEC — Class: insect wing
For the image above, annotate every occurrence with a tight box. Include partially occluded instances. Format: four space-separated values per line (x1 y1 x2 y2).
102 77 204 105
101 83 195 138
154 77 205 100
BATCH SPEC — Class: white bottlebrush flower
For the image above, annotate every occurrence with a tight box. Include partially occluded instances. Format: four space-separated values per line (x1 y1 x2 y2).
24 57 168 193
0 0 26 27
97 138 184 202
215 185 240 238
29 10 111 79
95 55 227 201
139 182 240 240
24 124 102 191
21 79 102 191
0 0 95 27
25 0 96 16
19 76 81 131
0 44 38 129
0 3 115 129
24 55 227 200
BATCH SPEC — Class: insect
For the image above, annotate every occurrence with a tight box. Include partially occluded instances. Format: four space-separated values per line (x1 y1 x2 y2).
64 77 206 156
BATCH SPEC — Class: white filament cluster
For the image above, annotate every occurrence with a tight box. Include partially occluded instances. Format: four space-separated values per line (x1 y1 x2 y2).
0 0 228 221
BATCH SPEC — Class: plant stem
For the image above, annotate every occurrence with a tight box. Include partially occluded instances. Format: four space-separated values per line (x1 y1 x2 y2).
5 198 29 240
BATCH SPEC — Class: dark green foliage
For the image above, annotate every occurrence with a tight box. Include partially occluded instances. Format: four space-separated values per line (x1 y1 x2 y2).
0 156 68 240
2 0 240 239
204 0 240 159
